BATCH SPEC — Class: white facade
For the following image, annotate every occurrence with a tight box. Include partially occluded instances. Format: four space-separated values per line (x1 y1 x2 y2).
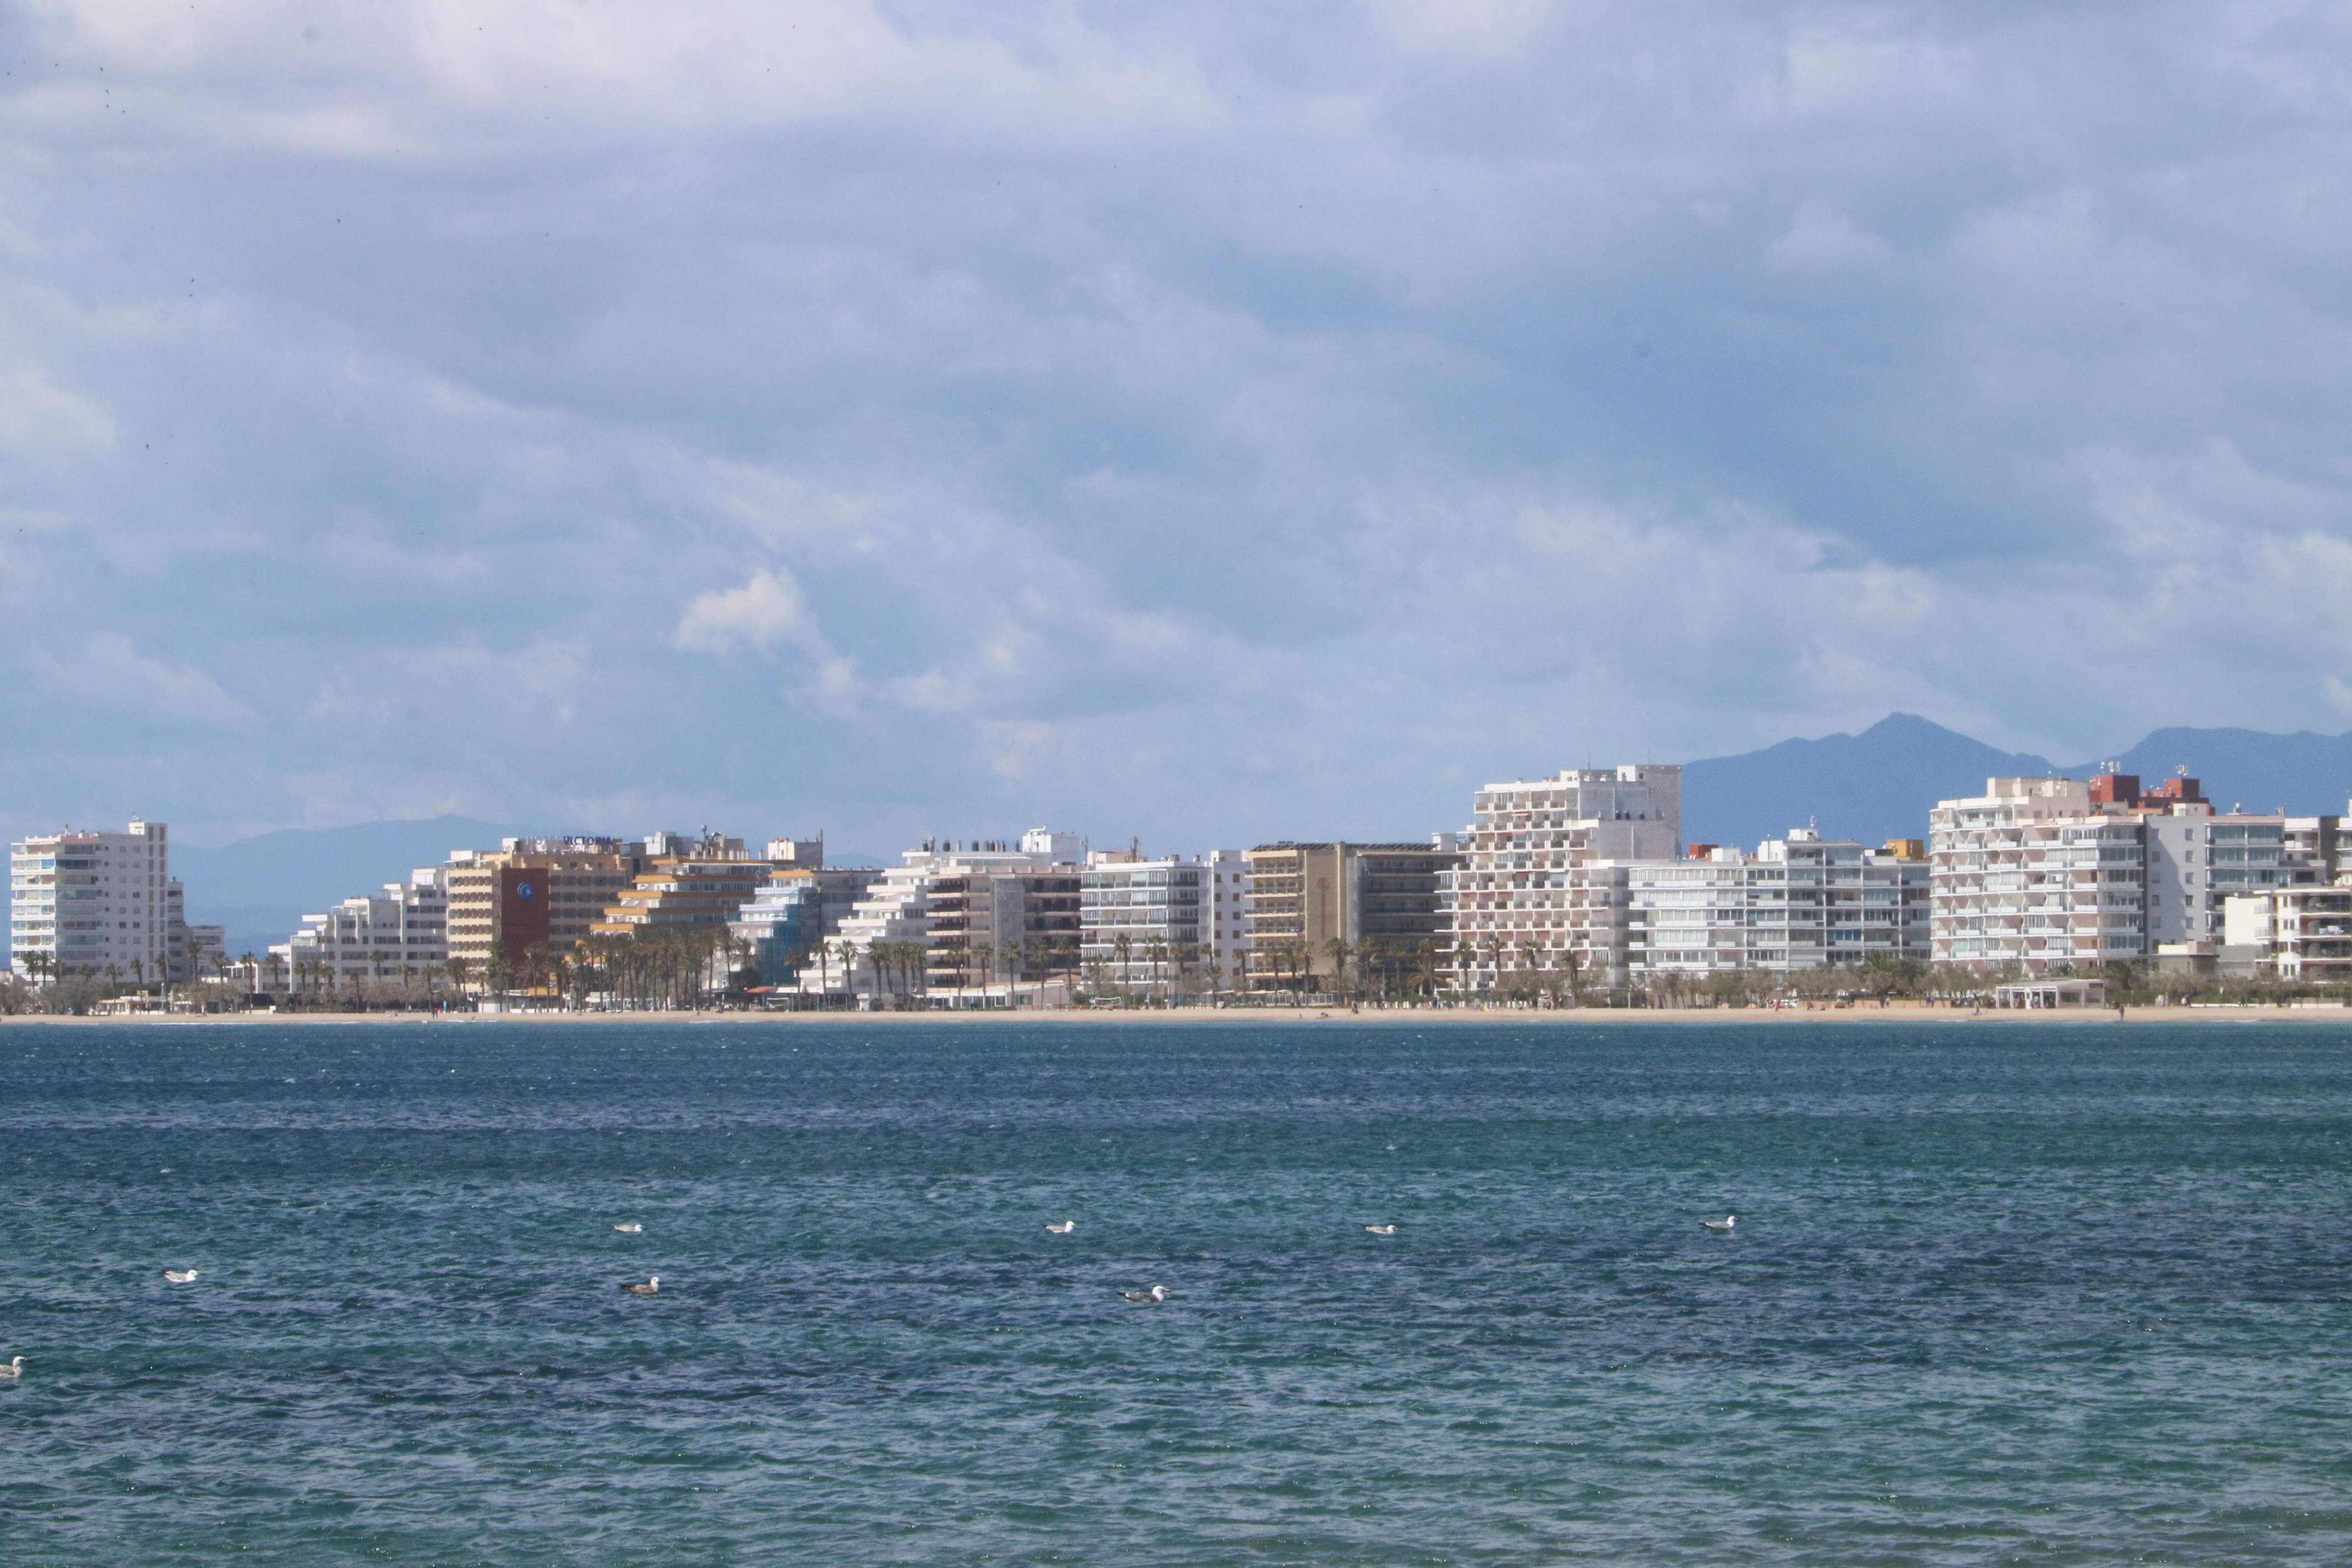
2223 885 2352 982
1930 779 2147 973
2143 813 2316 946
1205 848 1251 990
1933 776 2326 974
804 827 1086 1001
271 867 449 994
1441 765 1682 992
1080 852 1245 995
1616 830 1929 976
9 819 181 982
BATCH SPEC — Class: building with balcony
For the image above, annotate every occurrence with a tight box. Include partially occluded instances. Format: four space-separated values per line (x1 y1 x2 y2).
1079 850 1247 998
8 818 188 984
271 867 450 997
1930 778 2149 973
729 867 886 988
1932 774 2327 974
1614 830 1929 978
2223 885 2352 982
801 829 1088 1004
1244 839 1462 994
442 837 649 974
1438 764 1682 995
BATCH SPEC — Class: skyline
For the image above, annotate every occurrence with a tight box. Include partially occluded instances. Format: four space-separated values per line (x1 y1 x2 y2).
9 3 2352 858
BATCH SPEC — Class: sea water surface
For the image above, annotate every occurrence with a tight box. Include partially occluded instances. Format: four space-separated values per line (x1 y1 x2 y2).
3 1020 2349 1565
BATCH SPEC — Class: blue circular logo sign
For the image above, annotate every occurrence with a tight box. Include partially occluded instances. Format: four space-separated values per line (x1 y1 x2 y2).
516 882 535 900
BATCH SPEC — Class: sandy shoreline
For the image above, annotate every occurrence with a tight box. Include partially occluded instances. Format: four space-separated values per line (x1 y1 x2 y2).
4 1003 2348 1027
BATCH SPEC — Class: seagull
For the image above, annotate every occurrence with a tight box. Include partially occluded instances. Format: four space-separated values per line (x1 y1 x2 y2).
620 1276 660 1295
1044 1220 1076 1234
0 1356 21 1379
1119 1285 1169 1303
163 1268 199 1283
612 1223 643 1233
1363 1224 1397 1235
1702 1216 1736 1233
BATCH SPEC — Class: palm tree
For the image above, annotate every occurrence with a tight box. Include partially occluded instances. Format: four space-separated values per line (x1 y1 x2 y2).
1112 932 1134 1000
1322 937 1351 1003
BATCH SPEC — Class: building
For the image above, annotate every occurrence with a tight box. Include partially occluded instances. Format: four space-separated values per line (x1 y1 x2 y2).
1244 838 1462 995
591 853 774 940
271 867 449 997
442 837 649 975
1080 851 1248 998
1931 774 2326 975
1439 765 1683 995
8 818 189 985
729 867 886 988
1616 830 1930 978
1930 777 2152 973
2223 885 2352 982
802 829 1088 1004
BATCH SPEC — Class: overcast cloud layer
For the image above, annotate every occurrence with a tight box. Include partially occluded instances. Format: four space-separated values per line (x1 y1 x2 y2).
6 0 2352 856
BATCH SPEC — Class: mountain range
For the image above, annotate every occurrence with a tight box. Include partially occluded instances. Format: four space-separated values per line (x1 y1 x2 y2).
116 715 2352 960
1682 712 2352 853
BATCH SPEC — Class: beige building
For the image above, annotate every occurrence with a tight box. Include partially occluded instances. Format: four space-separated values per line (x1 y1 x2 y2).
443 837 647 972
1243 840 1460 994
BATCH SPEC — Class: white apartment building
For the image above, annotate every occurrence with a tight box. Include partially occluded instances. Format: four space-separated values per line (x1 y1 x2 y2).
9 819 186 983
805 828 1087 1003
1079 850 1248 996
1616 830 1930 977
2143 812 2317 946
2223 885 2352 982
272 867 450 994
1930 778 2148 972
1932 774 2325 974
1441 765 1682 993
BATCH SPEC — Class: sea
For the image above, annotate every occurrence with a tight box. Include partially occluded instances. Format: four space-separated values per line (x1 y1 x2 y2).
2 1019 2349 1566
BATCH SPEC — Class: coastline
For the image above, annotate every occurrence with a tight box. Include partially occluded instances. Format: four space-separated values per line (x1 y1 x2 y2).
5 1002 2347 1027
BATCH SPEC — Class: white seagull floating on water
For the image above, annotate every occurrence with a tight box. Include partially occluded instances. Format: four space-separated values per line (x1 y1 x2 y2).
612 1223 643 1233
1363 1224 1397 1236
621 1276 661 1295
163 1269 199 1283
1702 1216 1736 1233
1044 1220 1076 1234
0 1355 21 1379
1120 1285 1169 1303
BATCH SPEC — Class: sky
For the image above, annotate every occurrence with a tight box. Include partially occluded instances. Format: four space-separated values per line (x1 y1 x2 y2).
5 0 2352 858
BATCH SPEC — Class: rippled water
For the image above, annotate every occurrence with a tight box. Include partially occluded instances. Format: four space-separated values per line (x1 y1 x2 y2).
3 1020 2350 1565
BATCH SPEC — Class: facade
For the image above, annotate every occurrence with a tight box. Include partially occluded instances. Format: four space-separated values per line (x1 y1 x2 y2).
1080 852 1246 995
443 837 647 973
591 856 775 939
729 867 886 987
802 829 1088 1003
8 819 187 984
1439 764 1683 994
2222 885 2352 982
1616 830 1930 978
1932 774 2325 974
1930 778 2150 973
271 867 450 995
1243 838 1462 994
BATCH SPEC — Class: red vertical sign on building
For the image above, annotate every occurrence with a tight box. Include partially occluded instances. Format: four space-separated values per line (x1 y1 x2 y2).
499 867 552 955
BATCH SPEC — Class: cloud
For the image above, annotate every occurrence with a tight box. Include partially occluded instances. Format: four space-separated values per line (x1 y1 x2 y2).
9 1 2352 857
43 635 254 728
0 367 116 455
673 569 824 656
